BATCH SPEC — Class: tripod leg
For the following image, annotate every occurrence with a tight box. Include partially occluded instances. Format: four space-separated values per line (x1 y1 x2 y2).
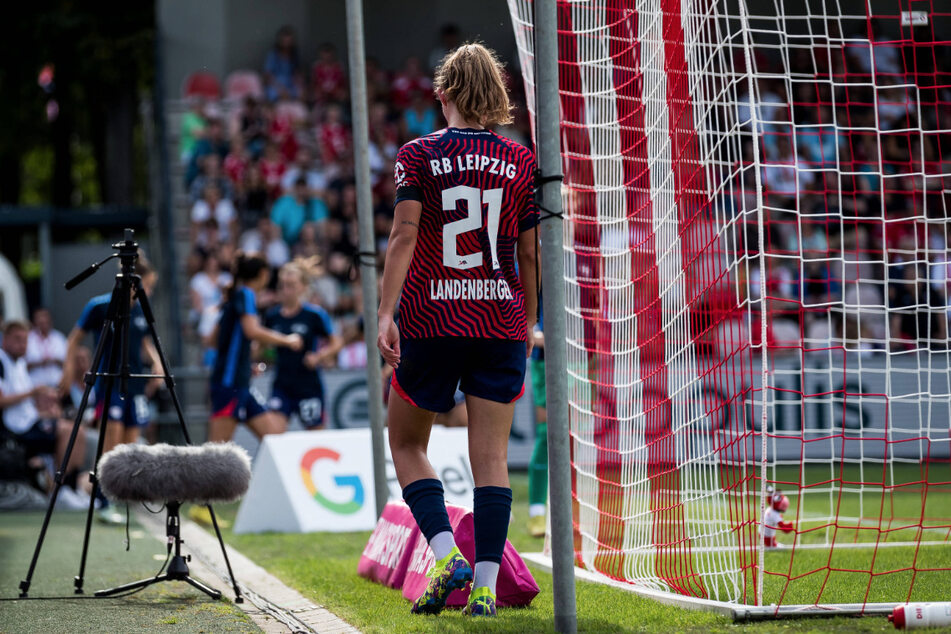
94 574 168 597
18 298 120 598
207 506 244 603
75 355 120 594
183 575 222 600
77 280 129 593
135 280 244 603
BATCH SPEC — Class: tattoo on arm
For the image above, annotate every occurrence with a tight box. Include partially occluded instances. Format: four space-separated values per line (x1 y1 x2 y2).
400 220 419 228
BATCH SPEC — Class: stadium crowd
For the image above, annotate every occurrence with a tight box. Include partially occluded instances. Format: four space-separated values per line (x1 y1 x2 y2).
729 32 951 354
180 25 533 370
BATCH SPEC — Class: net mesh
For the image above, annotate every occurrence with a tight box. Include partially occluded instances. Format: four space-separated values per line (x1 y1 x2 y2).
508 0 951 610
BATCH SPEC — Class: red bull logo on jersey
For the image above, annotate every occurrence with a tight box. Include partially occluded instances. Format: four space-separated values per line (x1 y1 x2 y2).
430 278 514 300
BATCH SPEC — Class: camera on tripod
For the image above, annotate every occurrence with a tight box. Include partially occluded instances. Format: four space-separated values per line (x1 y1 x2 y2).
18 229 245 603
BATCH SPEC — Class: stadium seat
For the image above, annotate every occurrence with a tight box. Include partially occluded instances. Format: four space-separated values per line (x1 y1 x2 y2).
182 71 221 100
224 70 264 102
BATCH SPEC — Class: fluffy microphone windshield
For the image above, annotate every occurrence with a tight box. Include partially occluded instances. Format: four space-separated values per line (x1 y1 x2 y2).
98 442 252 504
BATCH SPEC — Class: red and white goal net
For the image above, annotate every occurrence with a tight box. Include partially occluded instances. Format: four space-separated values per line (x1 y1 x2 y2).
508 0 951 615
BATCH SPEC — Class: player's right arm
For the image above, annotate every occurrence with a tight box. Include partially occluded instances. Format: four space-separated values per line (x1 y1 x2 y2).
59 328 84 395
59 298 98 394
518 229 539 358
377 199 422 368
239 314 302 351
229 287 302 351
517 151 541 357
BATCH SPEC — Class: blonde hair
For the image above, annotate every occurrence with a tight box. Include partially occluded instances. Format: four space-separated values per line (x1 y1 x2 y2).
434 43 513 127
280 256 323 285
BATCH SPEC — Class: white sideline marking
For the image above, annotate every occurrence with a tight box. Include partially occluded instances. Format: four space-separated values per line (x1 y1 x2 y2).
135 507 360 633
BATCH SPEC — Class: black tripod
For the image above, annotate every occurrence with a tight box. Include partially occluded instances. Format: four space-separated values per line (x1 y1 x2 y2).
95 502 221 599
18 229 243 603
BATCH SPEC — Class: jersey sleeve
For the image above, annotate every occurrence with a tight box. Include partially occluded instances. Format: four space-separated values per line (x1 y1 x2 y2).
236 287 257 318
394 142 424 204
77 298 104 332
314 306 334 337
518 150 540 232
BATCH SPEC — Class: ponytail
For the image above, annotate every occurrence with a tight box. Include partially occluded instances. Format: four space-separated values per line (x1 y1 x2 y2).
227 251 269 301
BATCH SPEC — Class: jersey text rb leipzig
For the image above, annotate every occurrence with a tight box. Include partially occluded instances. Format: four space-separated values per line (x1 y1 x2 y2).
394 127 537 340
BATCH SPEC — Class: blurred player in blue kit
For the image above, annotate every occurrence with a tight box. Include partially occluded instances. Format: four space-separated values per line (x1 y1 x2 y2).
208 252 303 443
264 257 342 430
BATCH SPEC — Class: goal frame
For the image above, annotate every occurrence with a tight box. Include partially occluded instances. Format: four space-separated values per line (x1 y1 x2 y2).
511 0 951 620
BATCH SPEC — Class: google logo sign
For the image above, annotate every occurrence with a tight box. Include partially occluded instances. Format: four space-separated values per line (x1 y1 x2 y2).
300 447 365 514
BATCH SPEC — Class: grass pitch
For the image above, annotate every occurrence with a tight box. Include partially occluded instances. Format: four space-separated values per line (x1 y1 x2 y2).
210 470 951 633
0 509 256 634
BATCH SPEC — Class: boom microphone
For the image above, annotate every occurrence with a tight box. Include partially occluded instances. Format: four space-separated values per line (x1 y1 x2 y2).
98 442 252 505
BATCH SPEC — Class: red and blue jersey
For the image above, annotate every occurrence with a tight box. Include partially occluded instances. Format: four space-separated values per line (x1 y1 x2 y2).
394 127 537 341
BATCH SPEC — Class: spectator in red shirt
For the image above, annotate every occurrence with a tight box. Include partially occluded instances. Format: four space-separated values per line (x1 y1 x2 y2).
316 103 351 165
390 56 432 110
224 135 251 188
269 104 301 162
311 43 347 105
259 140 287 202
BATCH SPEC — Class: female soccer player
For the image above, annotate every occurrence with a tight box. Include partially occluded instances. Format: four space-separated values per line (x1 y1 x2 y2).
377 43 538 618
264 257 342 430
208 252 303 443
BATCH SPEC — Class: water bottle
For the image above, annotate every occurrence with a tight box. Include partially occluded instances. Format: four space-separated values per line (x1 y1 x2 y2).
889 603 951 629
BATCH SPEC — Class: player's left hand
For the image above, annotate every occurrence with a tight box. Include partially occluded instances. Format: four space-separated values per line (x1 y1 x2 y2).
378 315 401 368
526 323 535 358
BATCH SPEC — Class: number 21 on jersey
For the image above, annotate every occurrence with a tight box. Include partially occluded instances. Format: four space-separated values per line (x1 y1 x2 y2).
441 185 503 271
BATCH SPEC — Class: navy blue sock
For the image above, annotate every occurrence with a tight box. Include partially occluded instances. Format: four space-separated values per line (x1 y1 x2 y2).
402 478 452 542
473 486 513 564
